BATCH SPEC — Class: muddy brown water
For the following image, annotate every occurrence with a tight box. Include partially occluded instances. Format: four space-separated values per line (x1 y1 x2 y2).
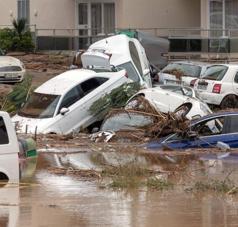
0 148 238 227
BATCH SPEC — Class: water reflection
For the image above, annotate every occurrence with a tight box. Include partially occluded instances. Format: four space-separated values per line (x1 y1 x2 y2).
1 152 238 226
0 185 19 227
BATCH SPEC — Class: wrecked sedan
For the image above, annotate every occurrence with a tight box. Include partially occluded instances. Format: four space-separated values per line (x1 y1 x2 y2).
156 61 209 86
12 68 131 134
146 111 238 150
126 85 212 120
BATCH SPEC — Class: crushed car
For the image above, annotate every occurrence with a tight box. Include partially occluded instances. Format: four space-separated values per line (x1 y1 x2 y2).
126 84 212 120
194 64 238 109
12 67 131 134
146 111 238 150
156 61 209 86
81 34 152 88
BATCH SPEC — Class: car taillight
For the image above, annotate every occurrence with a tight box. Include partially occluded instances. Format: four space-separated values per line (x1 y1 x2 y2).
190 79 197 87
212 84 221 93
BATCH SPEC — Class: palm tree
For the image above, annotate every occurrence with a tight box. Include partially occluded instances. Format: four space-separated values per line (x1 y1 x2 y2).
12 18 27 39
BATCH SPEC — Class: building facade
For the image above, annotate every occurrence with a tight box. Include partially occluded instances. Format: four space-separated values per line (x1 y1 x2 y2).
0 0 238 51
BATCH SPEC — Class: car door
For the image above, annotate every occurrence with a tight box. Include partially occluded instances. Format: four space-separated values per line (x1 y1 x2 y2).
57 77 109 134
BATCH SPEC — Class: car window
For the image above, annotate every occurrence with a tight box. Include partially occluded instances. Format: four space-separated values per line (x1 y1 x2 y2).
81 77 108 95
0 117 9 144
19 93 60 118
202 65 228 81
118 62 140 82
166 117 224 141
59 86 84 110
129 41 143 76
0 66 22 72
161 63 202 78
234 72 238 83
222 115 238 133
192 117 224 136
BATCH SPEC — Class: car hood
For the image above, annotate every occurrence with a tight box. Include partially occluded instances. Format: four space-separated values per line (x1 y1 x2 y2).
12 114 53 134
0 56 22 67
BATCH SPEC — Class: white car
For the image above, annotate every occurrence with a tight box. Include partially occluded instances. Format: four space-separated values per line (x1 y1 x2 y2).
12 68 130 134
82 34 152 88
194 64 238 109
126 85 212 120
157 61 209 87
0 56 25 83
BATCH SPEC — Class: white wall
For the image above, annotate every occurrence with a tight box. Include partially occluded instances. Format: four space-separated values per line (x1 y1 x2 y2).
116 0 201 29
30 0 75 29
0 0 17 26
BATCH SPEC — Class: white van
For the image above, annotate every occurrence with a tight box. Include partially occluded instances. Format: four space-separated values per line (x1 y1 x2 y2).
82 34 152 88
12 68 130 134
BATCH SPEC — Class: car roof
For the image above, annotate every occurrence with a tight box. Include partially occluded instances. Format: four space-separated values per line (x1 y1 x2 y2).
191 111 238 125
35 68 109 95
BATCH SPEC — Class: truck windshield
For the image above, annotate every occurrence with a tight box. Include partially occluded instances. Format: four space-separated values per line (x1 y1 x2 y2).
18 92 60 118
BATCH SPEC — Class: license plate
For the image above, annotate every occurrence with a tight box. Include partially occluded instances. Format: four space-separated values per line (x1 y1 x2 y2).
197 84 207 90
5 73 16 78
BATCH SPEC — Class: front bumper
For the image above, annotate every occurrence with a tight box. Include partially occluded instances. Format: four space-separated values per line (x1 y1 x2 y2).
0 72 24 83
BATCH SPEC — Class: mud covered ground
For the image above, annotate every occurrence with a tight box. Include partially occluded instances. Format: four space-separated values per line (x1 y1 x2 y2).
1 53 238 226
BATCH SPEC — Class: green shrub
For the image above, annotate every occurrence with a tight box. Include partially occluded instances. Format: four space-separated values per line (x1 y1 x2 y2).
0 19 35 52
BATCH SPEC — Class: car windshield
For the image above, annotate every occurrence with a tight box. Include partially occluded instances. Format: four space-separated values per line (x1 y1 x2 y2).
0 66 22 72
161 63 202 78
101 112 154 132
18 92 60 118
202 65 228 81
118 62 140 82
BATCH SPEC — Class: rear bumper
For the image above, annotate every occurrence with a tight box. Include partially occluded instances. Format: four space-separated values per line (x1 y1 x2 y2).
197 91 223 105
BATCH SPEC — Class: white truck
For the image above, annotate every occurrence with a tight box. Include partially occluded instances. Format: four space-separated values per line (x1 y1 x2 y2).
0 111 37 183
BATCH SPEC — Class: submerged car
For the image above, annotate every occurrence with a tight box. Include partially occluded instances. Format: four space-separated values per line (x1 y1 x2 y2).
157 61 209 86
126 85 212 120
0 56 25 83
12 67 130 134
82 34 152 88
146 111 238 150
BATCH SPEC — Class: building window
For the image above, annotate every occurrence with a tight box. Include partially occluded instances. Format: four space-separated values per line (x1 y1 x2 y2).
17 0 30 24
91 2 115 35
210 0 238 36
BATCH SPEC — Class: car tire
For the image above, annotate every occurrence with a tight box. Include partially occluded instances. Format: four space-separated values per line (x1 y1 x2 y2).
220 95 238 109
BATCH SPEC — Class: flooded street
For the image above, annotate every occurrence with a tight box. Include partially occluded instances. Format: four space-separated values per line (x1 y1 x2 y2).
1 148 238 227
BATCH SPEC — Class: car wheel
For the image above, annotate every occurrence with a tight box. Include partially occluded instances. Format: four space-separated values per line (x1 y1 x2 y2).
220 95 238 109
174 103 192 118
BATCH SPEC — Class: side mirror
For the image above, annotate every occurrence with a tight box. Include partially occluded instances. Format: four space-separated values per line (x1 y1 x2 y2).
60 107 69 115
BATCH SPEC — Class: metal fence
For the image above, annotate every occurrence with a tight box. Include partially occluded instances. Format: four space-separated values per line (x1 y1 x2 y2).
2 24 238 53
